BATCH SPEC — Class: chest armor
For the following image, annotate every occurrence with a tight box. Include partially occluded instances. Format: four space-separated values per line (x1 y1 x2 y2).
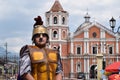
28 46 58 80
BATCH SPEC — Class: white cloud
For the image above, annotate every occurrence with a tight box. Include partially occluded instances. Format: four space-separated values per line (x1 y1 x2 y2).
3 37 32 53
0 1 13 20
0 0 120 53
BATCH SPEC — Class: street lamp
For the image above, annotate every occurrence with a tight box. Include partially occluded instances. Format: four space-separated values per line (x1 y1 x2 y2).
109 17 120 33
109 17 116 32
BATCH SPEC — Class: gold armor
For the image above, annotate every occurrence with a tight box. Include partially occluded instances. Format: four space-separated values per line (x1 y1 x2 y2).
28 46 58 80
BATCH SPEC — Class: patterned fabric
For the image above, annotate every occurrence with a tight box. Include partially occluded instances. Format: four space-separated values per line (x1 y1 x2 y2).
19 45 63 77
19 45 31 76
56 52 63 74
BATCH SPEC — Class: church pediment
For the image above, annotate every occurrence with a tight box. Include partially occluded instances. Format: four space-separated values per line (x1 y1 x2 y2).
74 22 116 38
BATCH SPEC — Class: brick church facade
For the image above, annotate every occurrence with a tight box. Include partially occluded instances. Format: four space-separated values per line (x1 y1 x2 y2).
45 0 120 79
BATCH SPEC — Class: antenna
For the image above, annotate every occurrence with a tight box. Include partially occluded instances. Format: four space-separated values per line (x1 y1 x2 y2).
87 8 88 13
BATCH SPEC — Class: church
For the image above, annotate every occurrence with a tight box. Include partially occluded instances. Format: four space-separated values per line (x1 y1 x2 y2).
44 0 120 79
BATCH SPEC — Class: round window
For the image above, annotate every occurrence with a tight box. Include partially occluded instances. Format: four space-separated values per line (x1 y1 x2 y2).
93 32 97 38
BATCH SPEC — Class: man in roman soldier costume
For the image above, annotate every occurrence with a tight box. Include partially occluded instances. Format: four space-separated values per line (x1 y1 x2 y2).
19 16 63 80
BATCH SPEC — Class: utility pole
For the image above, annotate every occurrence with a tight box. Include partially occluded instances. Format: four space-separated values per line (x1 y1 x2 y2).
4 42 8 79
5 42 8 64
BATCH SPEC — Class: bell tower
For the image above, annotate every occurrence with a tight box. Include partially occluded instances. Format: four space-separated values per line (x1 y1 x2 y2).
45 0 69 56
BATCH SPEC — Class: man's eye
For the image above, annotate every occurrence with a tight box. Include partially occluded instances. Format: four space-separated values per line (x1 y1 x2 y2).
35 34 40 37
42 34 47 37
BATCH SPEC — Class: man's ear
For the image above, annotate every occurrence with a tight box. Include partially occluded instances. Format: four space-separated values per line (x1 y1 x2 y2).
32 38 35 44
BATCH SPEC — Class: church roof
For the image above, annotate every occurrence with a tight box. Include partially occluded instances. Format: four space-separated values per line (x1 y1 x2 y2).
75 22 92 33
49 0 65 12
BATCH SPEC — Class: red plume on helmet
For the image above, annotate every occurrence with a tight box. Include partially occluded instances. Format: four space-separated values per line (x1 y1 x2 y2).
33 16 43 27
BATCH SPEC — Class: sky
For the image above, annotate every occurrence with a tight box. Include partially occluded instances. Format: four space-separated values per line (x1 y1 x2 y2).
0 0 120 54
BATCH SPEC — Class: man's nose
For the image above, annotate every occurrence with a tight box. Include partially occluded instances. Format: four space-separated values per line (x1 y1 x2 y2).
39 34 43 42
40 34 43 38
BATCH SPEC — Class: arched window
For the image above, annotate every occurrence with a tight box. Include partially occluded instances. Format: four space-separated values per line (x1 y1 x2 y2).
90 65 97 78
53 31 58 38
109 46 113 54
62 17 65 24
54 17 57 24
93 46 97 54
77 46 81 54
62 31 66 39
77 64 81 72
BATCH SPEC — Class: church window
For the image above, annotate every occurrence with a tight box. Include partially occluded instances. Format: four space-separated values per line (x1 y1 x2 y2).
53 31 58 38
77 47 81 54
92 32 97 38
62 31 66 39
47 18 49 25
109 46 113 54
54 17 57 24
93 46 97 54
62 17 65 24
77 63 81 72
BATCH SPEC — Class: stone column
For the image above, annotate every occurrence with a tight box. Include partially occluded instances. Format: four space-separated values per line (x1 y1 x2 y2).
70 39 74 78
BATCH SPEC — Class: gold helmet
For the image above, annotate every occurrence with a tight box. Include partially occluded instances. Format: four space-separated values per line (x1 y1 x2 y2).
32 16 49 41
32 25 48 37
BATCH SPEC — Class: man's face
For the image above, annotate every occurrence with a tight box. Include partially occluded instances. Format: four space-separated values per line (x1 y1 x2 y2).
34 33 47 47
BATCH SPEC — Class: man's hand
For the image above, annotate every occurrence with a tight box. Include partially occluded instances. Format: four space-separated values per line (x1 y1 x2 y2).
55 73 62 80
24 73 34 80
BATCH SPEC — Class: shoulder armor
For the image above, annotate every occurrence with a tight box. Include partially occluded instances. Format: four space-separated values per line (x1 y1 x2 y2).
20 45 28 57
